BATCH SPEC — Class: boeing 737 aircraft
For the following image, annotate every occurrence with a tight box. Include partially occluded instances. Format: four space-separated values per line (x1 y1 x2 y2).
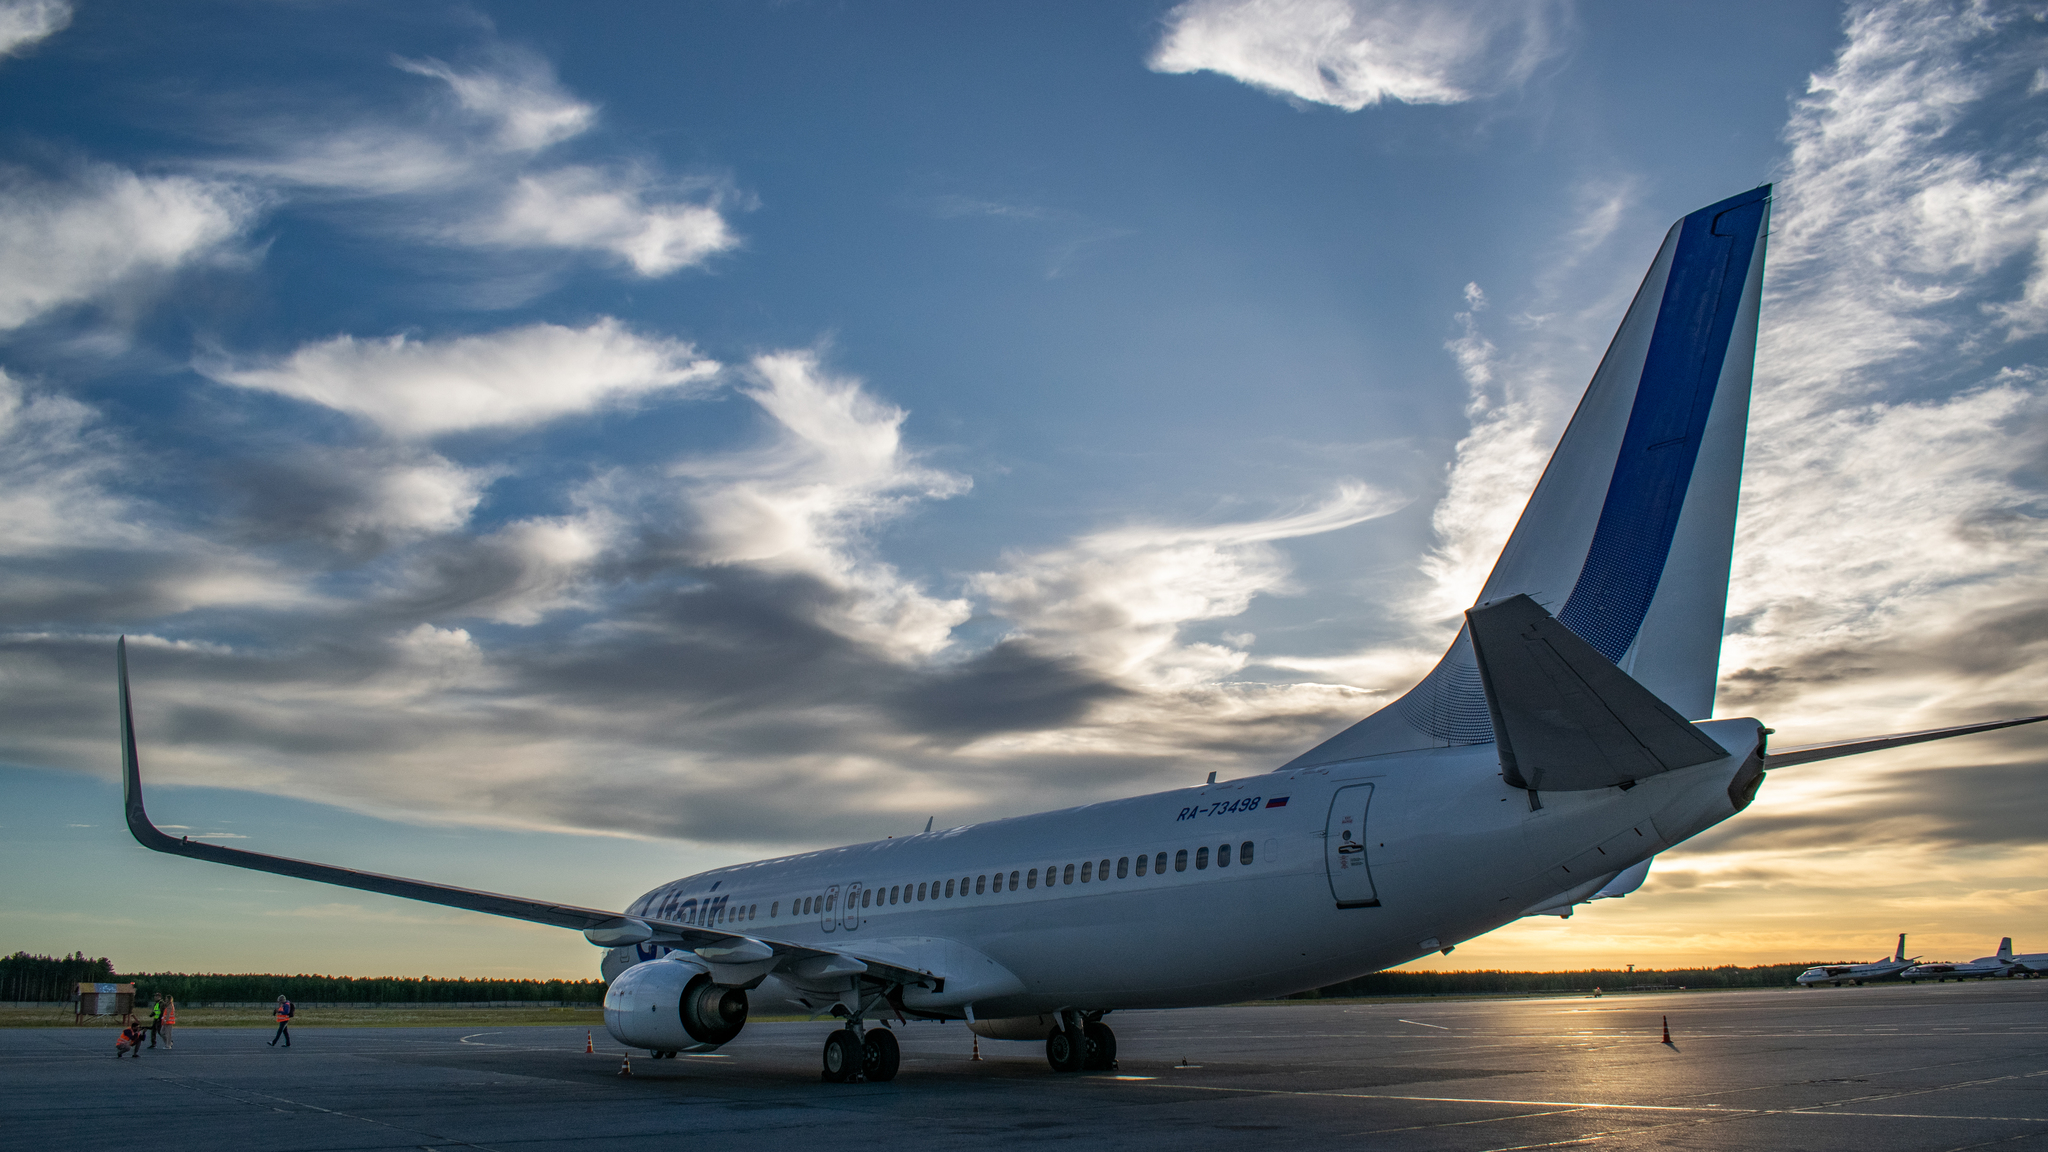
1903 939 2020 982
118 185 2048 1082
1795 934 1917 986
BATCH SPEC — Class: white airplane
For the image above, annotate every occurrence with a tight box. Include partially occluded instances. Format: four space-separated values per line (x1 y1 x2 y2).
1903 939 2020 981
118 185 2048 1082
1795 934 1917 986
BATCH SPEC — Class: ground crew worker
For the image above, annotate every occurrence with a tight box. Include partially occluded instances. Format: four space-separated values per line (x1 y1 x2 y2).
268 995 294 1047
159 996 176 1049
116 1021 145 1058
147 994 165 1048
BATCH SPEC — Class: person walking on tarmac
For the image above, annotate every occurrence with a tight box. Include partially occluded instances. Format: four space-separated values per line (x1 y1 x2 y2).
159 995 176 1049
268 995 294 1047
147 994 165 1048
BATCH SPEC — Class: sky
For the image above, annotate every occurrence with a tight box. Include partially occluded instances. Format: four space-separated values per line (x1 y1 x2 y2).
2 0 2046 980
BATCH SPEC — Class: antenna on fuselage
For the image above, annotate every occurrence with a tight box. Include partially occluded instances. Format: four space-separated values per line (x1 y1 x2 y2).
1206 772 1216 784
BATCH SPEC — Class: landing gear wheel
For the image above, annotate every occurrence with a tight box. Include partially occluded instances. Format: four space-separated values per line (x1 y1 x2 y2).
1082 1021 1117 1071
862 1027 900 1082
822 1029 863 1082
1046 1026 1084 1073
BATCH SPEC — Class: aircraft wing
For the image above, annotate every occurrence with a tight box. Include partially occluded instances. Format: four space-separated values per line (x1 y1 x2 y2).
115 639 933 988
1763 715 2048 768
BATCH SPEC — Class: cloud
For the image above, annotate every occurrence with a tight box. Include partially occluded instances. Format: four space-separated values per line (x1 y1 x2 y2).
0 163 256 330
215 49 738 278
469 167 738 276
1148 0 1563 111
1721 0 2048 745
971 485 1401 689
202 319 720 438
222 445 492 555
393 53 596 153
0 0 69 59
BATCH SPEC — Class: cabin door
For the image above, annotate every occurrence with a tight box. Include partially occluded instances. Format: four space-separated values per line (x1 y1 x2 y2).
821 885 839 932
1324 783 1380 908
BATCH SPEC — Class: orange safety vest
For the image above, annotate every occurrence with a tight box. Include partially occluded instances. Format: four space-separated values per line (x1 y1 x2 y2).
274 1003 293 1023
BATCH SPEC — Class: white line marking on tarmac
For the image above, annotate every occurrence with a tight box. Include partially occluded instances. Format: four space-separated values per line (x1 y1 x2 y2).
1398 1019 1451 1030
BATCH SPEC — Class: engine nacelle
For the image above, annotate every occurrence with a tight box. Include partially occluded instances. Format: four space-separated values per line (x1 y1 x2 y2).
603 957 750 1053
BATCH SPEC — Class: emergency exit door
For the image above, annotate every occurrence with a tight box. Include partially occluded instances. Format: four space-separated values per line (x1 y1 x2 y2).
1325 784 1380 908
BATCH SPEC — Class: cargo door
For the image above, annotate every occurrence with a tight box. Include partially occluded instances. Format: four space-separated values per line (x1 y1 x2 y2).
1325 783 1380 908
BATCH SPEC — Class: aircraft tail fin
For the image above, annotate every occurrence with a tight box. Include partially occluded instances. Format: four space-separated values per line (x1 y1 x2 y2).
1896 933 1908 963
2000 937 2013 961
1466 593 1728 791
1282 186 1771 769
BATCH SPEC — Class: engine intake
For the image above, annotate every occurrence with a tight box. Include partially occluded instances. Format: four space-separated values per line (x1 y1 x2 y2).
603 957 749 1053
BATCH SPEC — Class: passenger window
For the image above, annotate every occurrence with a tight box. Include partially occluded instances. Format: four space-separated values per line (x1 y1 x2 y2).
945 879 956 898
961 875 971 894
1174 850 1188 872
827 893 836 911
1099 858 1111 879
917 883 926 901
1135 854 1147 877
770 901 778 918
1156 852 1169 874
1117 857 1128 879
976 875 987 895
1218 843 1232 867
1081 861 1093 883
1241 840 1254 864
1027 868 1038 889
862 889 872 908
1196 847 1210 869
1063 863 1075 884
750 904 757 919
801 897 810 915
1010 870 1021 890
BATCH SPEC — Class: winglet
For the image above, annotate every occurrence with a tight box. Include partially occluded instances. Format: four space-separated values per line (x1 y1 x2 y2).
119 637 182 854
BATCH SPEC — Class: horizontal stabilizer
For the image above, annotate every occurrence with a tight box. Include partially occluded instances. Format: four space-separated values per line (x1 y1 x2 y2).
1763 714 2048 768
1467 594 1729 791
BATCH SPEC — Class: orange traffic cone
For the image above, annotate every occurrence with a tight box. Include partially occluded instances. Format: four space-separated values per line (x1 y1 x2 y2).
971 1034 983 1061
1661 1015 1672 1045
619 1053 632 1076
586 1031 594 1054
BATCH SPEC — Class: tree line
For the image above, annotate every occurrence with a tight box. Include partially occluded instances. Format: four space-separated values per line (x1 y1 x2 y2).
1291 962 1817 998
8 949 1819 1004
1 952 118 1002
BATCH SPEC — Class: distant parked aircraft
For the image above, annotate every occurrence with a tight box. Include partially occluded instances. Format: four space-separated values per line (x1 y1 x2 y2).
117 186 2048 1081
1902 939 2019 981
1795 934 1917 986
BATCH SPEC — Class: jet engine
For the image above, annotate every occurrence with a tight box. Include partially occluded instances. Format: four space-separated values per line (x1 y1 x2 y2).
603 956 750 1053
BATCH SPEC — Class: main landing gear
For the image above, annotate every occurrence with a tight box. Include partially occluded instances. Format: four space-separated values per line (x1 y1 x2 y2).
820 1023 900 1083
1044 1011 1116 1073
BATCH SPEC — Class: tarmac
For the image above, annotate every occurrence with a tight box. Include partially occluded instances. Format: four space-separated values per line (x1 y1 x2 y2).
5 980 2047 1151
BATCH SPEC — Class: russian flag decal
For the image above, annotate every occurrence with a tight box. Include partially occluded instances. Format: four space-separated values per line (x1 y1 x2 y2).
1266 797 1288 808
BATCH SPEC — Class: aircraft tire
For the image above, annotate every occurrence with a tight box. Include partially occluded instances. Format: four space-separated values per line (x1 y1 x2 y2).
1083 1022 1116 1071
862 1028 900 1082
822 1029 862 1082
1046 1027 1084 1073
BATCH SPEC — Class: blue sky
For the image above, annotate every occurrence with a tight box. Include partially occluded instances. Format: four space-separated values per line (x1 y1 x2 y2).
3 0 2047 978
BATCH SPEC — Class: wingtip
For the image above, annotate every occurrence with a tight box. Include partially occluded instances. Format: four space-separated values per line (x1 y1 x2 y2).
118 637 179 853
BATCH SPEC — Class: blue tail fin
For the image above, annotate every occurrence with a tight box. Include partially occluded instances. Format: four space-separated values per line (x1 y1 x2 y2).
1284 186 1771 768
